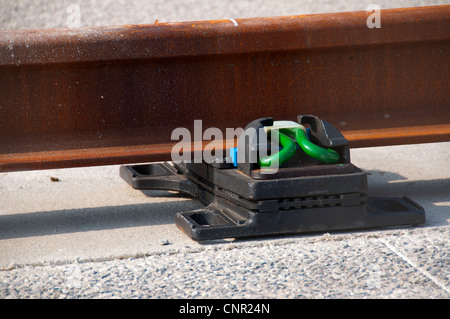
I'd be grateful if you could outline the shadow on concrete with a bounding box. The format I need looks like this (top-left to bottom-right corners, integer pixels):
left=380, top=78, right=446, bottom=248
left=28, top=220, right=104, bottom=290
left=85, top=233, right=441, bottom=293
left=0, top=198, right=202, bottom=240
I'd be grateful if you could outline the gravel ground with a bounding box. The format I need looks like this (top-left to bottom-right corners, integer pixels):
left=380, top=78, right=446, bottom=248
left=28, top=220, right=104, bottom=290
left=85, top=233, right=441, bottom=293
left=1, top=226, right=449, bottom=299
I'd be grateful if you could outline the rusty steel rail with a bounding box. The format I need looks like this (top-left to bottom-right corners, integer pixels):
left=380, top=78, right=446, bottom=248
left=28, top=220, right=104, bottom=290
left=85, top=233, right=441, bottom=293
left=1, top=6, right=449, bottom=172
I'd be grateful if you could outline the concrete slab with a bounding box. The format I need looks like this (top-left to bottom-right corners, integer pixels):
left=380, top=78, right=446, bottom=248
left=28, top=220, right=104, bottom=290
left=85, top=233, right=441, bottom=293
left=0, top=164, right=204, bottom=267
left=1, top=142, right=448, bottom=268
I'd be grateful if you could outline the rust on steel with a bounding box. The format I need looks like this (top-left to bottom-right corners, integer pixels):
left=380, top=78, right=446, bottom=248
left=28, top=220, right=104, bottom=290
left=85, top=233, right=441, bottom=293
left=0, top=6, right=449, bottom=172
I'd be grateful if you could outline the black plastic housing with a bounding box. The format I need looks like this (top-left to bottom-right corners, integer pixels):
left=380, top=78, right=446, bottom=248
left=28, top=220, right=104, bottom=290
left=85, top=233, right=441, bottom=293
left=120, top=115, right=425, bottom=241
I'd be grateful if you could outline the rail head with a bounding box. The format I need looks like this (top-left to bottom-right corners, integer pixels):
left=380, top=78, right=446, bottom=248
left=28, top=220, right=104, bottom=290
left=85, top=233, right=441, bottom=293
left=1, top=5, right=449, bottom=66
left=0, top=5, right=449, bottom=172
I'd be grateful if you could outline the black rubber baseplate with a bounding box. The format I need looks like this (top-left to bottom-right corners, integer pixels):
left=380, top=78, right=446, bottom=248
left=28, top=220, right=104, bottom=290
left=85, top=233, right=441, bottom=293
left=120, top=115, right=425, bottom=241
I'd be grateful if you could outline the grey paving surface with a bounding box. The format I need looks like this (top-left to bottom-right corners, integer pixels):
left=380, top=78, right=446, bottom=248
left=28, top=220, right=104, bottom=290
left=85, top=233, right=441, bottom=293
left=1, top=0, right=449, bottom=30
left=0, top=0, right=449, bottom=300
left=1, top=227, right=449, bottom=299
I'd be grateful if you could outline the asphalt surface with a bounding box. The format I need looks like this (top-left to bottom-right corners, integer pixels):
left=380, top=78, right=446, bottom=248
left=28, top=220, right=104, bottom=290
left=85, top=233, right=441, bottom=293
left=0, top=0, right=449, bottom=300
